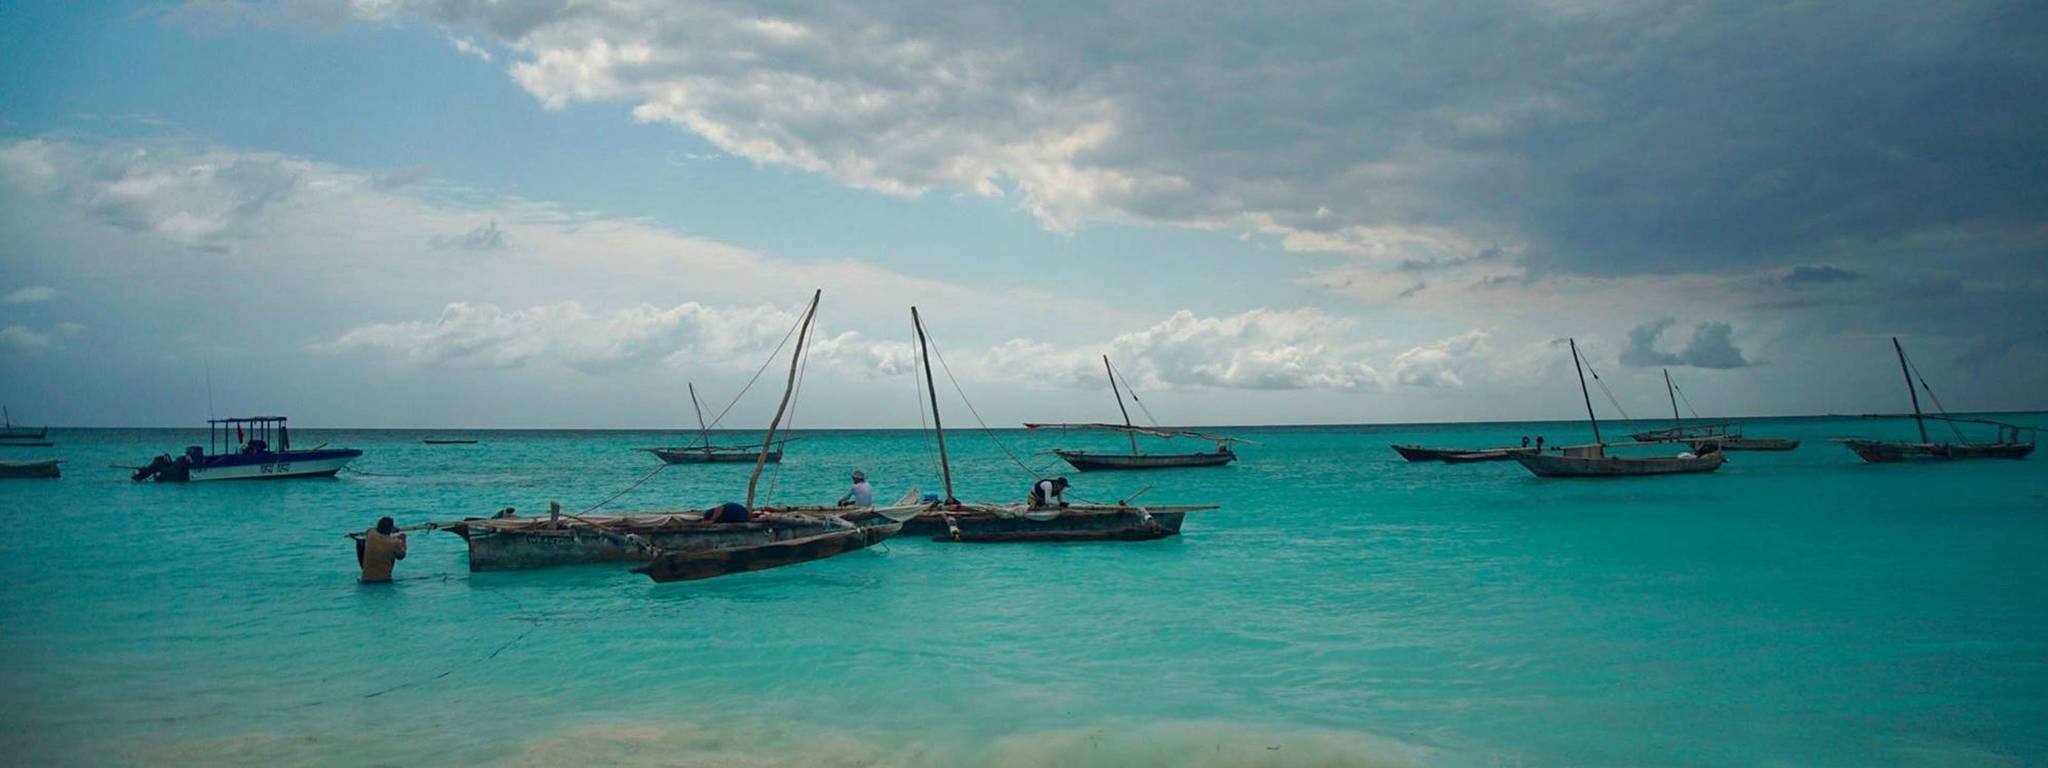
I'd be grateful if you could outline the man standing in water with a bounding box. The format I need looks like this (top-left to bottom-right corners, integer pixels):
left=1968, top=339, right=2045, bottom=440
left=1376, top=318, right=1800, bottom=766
left=838, top=470, right=874, bottom=507
left=356, top=517, right=408, bottom=583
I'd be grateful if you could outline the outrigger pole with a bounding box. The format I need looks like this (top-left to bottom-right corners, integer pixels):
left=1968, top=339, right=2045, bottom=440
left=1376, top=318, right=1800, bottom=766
left=745, top=290, right=820, bottom=509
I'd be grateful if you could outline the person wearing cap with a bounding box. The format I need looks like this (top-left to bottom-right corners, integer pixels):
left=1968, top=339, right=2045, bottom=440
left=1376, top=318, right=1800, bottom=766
left=1028, top=477, right=1070, bottom=508
left=837, top=470, right=874, bottom=507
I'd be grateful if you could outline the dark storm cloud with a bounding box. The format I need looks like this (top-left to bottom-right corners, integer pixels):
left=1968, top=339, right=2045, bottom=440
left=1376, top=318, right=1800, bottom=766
left=1623, top=318, right=1753, bottom=369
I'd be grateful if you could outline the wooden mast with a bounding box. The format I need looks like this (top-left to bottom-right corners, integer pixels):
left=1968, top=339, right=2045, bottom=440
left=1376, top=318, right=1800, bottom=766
left=1104, top=356, right=1140, bottom=456
left=1892, top=336, right=1929, bottom=444
left=1570, top=338, right=1603, bottom=445
left=912, top=307, right=955, bottom=503
left=688, top=382, right=711, bottom=450
left=1663, top=368, right=1682, bottom=432
left=745, top=290, right=820, bottom=509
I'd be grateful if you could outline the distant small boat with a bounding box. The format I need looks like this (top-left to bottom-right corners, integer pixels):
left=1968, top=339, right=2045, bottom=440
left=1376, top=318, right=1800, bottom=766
left=1511, top=339, right=1726, bottom=479
left=1630, top=370, right=1799, bottom=451
left=0, top=459, right=61, bottom=479
left=422, top=439, right=479, bottom=445
left=1028, top=356, right=1247, bottom=471
left=0, top=441, right=54, bottom=448
left=133, top=416, right=362, bottom=481
left=0, top=406, right=46, bottom=441
left=1831, top=338, right=2035, bottom=463
left=633, top=522, right=902, bottom=582
left=1392, top=444, right=1536, bottom=462
left=640, top=382, right=787, bottom=464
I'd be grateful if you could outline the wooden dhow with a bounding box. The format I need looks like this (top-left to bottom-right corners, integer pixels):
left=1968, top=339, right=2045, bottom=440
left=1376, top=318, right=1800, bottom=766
left=890, top=308, right=1215, bottom=542
left=1511, top=339, right=1727, bottom=478
left=1392, top=444, right=1538, bottom=463
left=1832, top=338, right=2035, bottom=463
left=0, top=459, right=61, bottom=479
left=640, top=382, right=787, bottom=464
left=0, top=406, right=46, bottom=441
left=1629, top=369, right=1800, bottom=451
left=1028, top=356, right=1247, bottom=471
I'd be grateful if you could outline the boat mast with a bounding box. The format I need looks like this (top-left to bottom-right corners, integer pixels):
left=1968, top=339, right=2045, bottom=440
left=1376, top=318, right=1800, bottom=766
left=912, top=307, right=955, bottom=503
left=745, top=290, right=820, bottom=509
left=1663, top=368, right=1682, bottom=432
left=688, top=382, right=710, bottom=449
left=1104, top=356, right=1140, bottom=456
left=1570, top=338, right=1603, bottom=445
left=1892, top=336, right=1929, bottom=444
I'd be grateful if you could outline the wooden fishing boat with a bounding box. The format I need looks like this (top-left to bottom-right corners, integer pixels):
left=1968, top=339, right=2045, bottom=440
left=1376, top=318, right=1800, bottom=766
left=641, top=382, right=787, bottom=464
left=1513, top=443, right=1725, bottom=477
left=133, top=416, right=361, bottom=481
left=913, top=308, right=1215, bottom=541
left=1027, top=357, right=1247, bottom=471
left=1512, top=340, right=1726, bottom=479
left=1832, top=338, right=2036, bottom=463
left=642, top=445, right=783, bottom=464
left=0, top=459, right=61, bottom=479
left=0, top=407, right=46, bottom=441
left=1439, top=448, right=1539, bottom=464
left=1632, top=370, right=1798, bottom=451
left=0, top=440, right=54, bottom=448
left=422, top=438, right=478, bottom=445
left=435, top=507, right=875, bottom=571
left=634, top=522, right=903, bottom=582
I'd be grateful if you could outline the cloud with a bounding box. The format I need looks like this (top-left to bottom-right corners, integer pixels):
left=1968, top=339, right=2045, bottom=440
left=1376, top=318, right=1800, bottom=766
left=982, top=308, right=1383, bottom=391
left=1622, top=318, right=1752, bottom=369
left=0, top=325, right=53, bottom=352
left=3, top=286, right=56, bottom=304
left=1780, top=265, right=1862, bottom=288
left=433, top=219, right=506, bottom=251
left=0, top=138, right=300, bottom=252
left=447, top=35, right=493, bottom=62
left=1391, top=330, right=1489, bottom=388
left=322, top=300, right=806, bottom=373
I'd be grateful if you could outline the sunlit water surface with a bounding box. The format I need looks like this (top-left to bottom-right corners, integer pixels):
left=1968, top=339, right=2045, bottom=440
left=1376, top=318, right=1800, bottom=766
left=2, top=418, right=2044, bottom=766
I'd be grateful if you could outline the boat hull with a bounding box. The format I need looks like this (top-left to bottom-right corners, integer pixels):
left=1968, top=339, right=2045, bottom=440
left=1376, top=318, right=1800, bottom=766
left=925, top=507, right=1187, bottom=542
left=646, top=448, right=783, bottom=464
left=1513, top=451, right=1726, bottom=478
left=0, top=460, right=60, bottom=479
left=1054, top=450, right=1234, bottom=471
left=633, top=523, right=901, bottom=583
left=449, top=512, right=850, bottom=571
left=1440, top=448, right=1538, bottom=464
left=1838, top=440, right=2034, bottom=463
left=185, top=449, right=363, bottom=481
left=1693, top=437, right=1800, bottom=451
left=1394, top=444, right=1535, bottom=462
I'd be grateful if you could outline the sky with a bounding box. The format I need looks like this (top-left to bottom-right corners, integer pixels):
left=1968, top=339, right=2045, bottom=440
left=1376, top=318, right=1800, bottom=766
left=1, top=0, right=2044, bottom=429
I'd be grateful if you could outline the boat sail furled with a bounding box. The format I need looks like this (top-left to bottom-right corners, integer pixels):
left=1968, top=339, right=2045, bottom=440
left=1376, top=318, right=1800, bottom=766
left=1028, top=356, right=1246, bottom=471
left=1831, top=337, right=2035, bottom=463
left=1511, top=339, right=1726, bottom=478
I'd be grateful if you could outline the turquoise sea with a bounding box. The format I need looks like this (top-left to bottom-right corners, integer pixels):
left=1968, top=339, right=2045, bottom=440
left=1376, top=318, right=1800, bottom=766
left=2, top=417, right=2045, bottom=767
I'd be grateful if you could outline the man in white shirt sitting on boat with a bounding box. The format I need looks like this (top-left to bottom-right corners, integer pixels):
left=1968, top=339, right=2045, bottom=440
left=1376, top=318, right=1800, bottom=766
left=838, top=470, right=874, bottom=507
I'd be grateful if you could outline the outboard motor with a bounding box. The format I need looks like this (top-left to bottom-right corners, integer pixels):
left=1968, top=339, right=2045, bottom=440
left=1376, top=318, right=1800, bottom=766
left=159, top=454, right=194, bottom=482
left=132, top=453, right=172, bottom=482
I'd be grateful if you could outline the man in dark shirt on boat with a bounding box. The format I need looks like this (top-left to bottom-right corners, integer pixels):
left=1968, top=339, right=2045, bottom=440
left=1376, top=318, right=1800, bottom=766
left=1029, top=477, right=1070, bottom=508
left=356, top=517, right=408, bottom=583
left=703, top=502, right=752, bottom=523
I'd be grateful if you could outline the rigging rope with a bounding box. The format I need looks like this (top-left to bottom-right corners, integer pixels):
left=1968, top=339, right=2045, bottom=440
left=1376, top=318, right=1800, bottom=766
left=1904, top=354, right=1968, bottom=441
left=1110, top=360, right=1161, bottom=427
left=1580, top=358, right=1635, bottom=422
left=697, top=308, right=805, bottom=435
left=1670, top=382, right=1702, bottom=419
left=923, top=327, right=1055, bottom=480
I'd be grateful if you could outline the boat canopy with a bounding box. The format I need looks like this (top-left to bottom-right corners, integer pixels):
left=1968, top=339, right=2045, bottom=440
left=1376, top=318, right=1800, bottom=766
left=1022, top=422, right=1255, bottom=444
left=207, top=416, right=292, bottom=453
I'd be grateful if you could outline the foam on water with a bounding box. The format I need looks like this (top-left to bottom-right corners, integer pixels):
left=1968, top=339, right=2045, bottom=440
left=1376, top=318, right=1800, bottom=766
left=2, top=419, right=2044, bottom=766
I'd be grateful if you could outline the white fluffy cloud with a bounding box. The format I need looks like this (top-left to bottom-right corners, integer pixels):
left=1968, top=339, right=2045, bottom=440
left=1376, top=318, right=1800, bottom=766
left=3, top=286, right=57, bottom=304
left=983, top=309, right=1383, bottom=391
left=1392, top=330, right=1489, bottom=388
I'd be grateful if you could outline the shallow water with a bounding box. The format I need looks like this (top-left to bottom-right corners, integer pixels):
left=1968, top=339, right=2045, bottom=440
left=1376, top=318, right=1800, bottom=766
left=2, top=417, right=2044, bottom=767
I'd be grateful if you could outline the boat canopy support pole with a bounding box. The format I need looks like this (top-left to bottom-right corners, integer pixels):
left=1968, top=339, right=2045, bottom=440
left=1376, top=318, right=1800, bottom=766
left=913, top=307, right=956, bottom=504
left=1892, top=336, right=1929, bottom=444
left=1570, top=338, right=1603, bottom=445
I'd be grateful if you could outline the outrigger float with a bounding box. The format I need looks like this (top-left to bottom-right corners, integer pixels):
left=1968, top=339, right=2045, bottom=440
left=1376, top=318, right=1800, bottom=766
left=1832, top=337, right=2035, bottom=463
left=134, top=417, right=361, bottom=481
